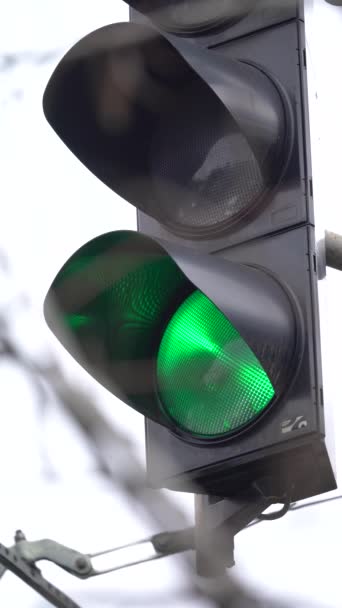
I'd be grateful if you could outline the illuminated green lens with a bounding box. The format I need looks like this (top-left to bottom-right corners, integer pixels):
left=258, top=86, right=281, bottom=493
left=157, top=290, right=275, bottom=437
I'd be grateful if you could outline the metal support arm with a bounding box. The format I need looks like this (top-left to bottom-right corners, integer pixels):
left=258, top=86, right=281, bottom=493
left=325, top=231, right=342, bottom=271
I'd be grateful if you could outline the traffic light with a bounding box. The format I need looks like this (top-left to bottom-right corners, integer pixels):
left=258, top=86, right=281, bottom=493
left=43, top=0, right=336, bottom=505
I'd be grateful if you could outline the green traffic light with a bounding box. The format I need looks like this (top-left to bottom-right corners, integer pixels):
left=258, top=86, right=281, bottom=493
left=157, top=290, right=275, bottom=438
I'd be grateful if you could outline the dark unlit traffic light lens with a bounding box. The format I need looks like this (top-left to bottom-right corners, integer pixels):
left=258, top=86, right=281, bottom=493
left=151, top=94, right=265, bottom=235
left=157, top=290, right=275, bottom=438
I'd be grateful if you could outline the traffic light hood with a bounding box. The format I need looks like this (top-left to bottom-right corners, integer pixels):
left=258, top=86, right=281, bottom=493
left=43, top=21, right=292, bottom=239
left=45, top=231, right=301, bottom=440
left=123, top=1, right=257, bottom=34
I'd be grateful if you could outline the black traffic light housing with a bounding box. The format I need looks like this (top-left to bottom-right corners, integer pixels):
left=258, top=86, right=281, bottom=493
left=43, top=0, right=336, bottom=506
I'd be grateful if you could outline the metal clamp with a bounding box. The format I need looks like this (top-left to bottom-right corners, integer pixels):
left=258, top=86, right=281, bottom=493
left=0, top=528, right=195, bottom=608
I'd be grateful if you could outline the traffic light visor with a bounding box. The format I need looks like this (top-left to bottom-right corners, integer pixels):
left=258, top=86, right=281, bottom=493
left=126, top=0, right=256, bottom=34
left=43, top=22, right=292, bottom=239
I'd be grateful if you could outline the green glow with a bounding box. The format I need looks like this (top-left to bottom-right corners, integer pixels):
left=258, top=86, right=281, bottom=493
left=69, top=314, right=92, bottom=329
left=47, top=231, right=191, bottom=423
left=157, top=290, right=275, bottom=437
left=56, top=234, right=186, bottom=363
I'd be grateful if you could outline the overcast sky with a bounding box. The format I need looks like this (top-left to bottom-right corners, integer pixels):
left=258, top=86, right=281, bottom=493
left=0, top=1, right=342, bottom=607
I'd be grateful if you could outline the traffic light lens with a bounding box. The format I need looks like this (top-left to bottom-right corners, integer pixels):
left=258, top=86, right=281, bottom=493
left=152, top=100, right=264, bottom=235
left=157, top=290, right=275, bottom=438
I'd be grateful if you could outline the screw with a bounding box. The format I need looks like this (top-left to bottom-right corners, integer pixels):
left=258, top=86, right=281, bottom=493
left=75, top=557, right=88, bottom=571
left=14, top=530, right=26, bottom=543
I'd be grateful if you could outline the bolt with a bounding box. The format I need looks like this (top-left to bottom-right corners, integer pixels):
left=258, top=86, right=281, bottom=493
left=14, top=530, right=26, bottom=543
left=75, top=557, right=88, bottom=571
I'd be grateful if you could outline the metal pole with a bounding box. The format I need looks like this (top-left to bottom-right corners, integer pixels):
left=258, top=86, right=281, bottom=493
left=325, top=231, right=342, bottom=271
